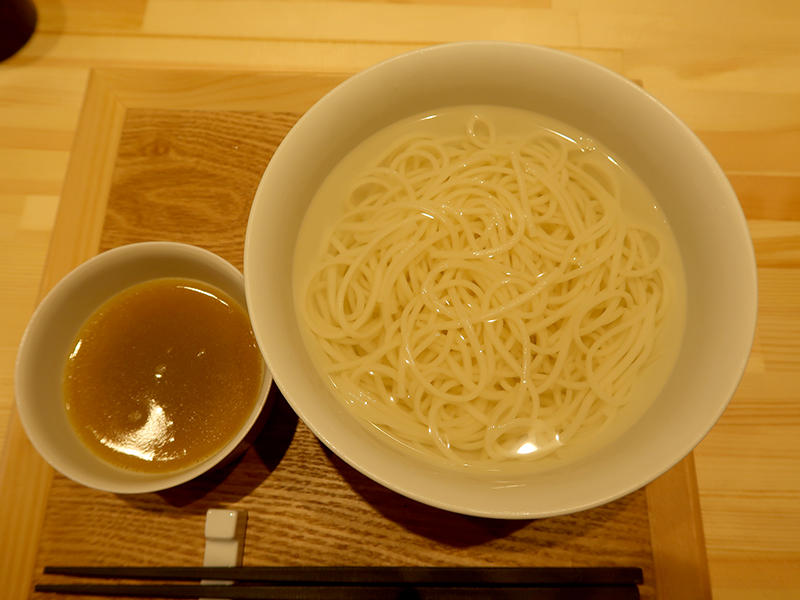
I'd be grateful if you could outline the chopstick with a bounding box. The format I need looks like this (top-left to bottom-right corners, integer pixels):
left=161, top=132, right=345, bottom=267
left=35, top=583, right=640, bottom=599
left=42, top=566, right=643, bottom=585
left=37, top=566, right=643, bottom=599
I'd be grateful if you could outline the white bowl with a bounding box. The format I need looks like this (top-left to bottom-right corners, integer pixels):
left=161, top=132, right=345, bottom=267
left=16, top=242, right=272, bottom=493
left=244, top=41, right=757, bottom=518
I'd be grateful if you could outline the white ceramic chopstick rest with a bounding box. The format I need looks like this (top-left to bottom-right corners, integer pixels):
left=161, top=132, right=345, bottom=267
left=204, top=508, right=247, bottom=567
left=201, top=508, right=247, bottom=598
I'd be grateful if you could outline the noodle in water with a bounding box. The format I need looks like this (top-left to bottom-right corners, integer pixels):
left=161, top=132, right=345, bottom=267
left=296, top=107, right=681, bottom=470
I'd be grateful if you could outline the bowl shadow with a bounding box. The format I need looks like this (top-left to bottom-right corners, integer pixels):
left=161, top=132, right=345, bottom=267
left=121, top=383, right=297, bottom=510
left=325, top=443, right=644, bottom=550
left=324, top=447, right=531, bottom=547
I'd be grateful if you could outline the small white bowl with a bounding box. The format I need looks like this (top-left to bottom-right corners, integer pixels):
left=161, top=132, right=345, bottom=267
left=15, top=242, right=272, bottom=493
left=245, top=41, right=758, bottom=518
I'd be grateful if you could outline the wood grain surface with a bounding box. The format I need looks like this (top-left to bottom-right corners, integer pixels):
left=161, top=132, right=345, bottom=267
left=35, top=105, right=666, bottom=598
left=4, top=75, right=715, bottom=600
left=1, top=2, right=798, bottom=599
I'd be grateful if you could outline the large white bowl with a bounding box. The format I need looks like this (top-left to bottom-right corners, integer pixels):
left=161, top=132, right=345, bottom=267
left=16, top=242, right=273, bottom=493
left=244, top=41, right=757, bottom=518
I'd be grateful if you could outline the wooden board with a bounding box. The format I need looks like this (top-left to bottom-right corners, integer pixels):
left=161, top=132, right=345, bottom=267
left=0, top=69, right=712, bottom=600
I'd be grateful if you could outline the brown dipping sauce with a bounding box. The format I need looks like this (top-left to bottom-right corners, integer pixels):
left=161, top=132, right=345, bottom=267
left=63, top=278, right=264, bottom=474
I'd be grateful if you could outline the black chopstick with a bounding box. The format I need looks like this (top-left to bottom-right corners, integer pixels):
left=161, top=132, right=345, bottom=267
left=37, top=566, right=643, bottom=599
left=35, top=583, right=640, bottom=599
left=42, top=565, right=643, bottom=586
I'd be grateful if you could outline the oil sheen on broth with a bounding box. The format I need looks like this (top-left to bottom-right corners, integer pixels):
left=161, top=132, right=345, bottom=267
left=294, top=105, right=687, bottom=474
left=63, top=278, right=264, bottom=474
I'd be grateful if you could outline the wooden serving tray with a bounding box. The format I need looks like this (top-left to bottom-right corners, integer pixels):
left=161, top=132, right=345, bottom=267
left=0, top=69, right=711, bottom=600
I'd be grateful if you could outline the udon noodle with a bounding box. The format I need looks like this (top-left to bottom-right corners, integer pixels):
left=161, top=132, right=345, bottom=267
left=296, top=106, right=682, bottom=469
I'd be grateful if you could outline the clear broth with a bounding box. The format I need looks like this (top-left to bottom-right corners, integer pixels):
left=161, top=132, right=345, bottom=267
left=294, top=105, right=687, bottom=474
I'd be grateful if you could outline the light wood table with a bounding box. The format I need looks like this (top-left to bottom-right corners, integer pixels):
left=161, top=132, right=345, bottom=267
left=1, top=2, right=798, bottom=599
